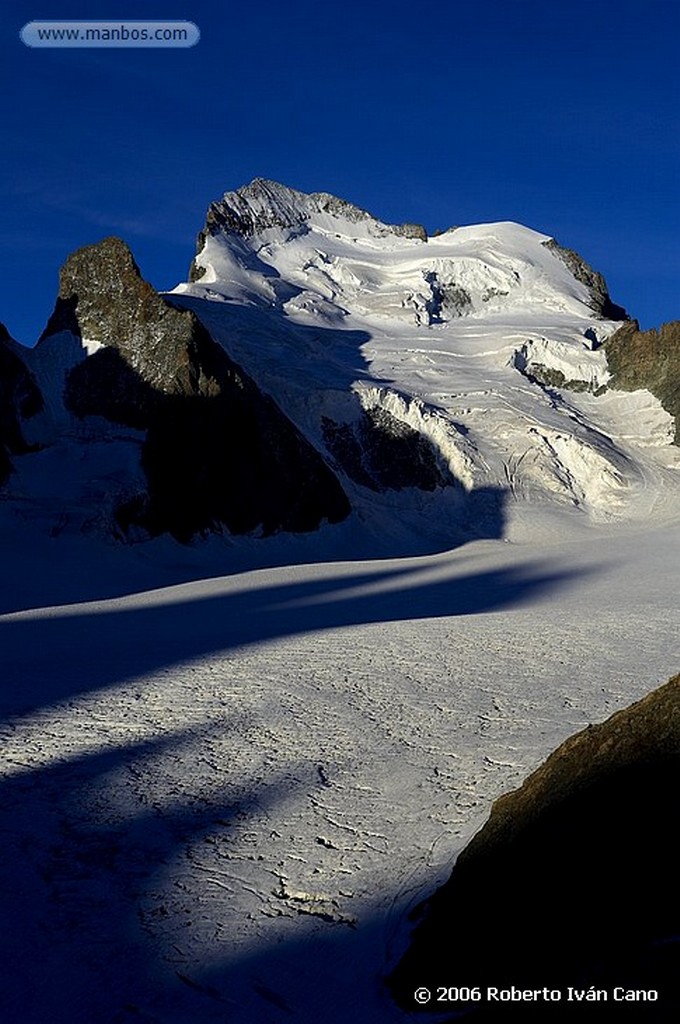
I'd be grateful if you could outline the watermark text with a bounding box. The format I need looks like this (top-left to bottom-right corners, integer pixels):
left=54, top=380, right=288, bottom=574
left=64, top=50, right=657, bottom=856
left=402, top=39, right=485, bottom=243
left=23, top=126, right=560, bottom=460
left=21, top=21, right=200, bottom=49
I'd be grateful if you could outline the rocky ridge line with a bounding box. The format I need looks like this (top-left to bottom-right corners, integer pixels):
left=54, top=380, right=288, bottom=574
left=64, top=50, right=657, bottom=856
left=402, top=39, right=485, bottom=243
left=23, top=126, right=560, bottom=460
left=542, top=238, right=629, bottom=321
left=189, top=178, right=427, bottom=281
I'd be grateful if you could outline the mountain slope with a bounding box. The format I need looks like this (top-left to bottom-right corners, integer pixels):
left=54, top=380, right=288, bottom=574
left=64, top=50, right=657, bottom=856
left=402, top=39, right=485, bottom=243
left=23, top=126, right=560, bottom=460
left=1, top=181, right=679, bottom=1024
left=606, top=319, right=680, bottom=443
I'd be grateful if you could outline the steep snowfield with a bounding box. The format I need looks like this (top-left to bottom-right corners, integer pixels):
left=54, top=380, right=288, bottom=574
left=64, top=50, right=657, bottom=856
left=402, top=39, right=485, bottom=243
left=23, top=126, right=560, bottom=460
left=2, top=182, right=679, bottom=1021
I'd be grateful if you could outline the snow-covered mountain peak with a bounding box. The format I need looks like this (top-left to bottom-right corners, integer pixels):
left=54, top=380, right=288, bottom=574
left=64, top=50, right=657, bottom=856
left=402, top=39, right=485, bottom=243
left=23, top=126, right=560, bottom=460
left=165, top=180, right=678, bottom=535
left=183, top=180, right=627, bottom=329
left=197, top=177, right=427, bottom=247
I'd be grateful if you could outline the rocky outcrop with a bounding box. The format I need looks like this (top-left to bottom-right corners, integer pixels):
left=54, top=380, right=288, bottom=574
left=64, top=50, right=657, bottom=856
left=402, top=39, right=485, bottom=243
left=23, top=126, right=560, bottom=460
left=38, top=237, right=350, bottom=541
left=322, top=406, right=455, bottom=492
left=423, top=272, right=472, bottom=322
left=512, top=347, right=607, bottom=396
left=390, top=673, right=680, bottom=1019
left=0, top=324, right=43, bottom=483
left=606, top=320, right=680, bottom=443
left=543, top=238, right=629, bottom=320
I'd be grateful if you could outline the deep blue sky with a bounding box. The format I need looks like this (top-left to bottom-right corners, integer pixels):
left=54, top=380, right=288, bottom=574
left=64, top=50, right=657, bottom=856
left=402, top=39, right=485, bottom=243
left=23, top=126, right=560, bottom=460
left=1, top=0, right=678, bottom=344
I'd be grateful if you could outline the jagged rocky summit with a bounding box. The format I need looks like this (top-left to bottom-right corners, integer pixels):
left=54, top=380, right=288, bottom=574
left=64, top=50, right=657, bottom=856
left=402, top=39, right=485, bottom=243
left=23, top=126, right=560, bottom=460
left=390, top=671, right=680, bottom=1021
left=190, top=179, right=623, bottom=318
left=189, top=177, right=427, bottom=283
left=0, top=178, right=678, bottom=549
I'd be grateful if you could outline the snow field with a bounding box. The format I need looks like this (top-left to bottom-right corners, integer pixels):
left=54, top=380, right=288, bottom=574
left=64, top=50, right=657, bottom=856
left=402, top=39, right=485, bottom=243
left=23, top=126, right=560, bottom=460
left=2, top=528, right=680, bottom=1021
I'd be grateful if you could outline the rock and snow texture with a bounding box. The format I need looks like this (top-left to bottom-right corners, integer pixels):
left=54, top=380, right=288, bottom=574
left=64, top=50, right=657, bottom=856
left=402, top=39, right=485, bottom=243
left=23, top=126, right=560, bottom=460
left=171, top=178, right=676, bottom=542
left=605, top=319, right=680, bottom=444
left=185, top=179, right=621, bottom=327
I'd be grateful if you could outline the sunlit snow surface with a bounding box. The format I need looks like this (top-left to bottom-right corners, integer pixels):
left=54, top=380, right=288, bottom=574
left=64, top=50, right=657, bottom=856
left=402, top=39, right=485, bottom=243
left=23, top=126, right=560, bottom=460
left=1, top=194, right=679, bottom=1021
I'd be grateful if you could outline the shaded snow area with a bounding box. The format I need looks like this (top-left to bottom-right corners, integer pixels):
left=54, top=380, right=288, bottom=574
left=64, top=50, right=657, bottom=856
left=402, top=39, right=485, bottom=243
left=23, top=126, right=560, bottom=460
left=1, top=524, right=680, bottom=1023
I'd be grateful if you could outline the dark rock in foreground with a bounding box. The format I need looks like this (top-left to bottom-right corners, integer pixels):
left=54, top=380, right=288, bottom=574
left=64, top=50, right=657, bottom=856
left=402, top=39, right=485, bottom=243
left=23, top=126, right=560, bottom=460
left=390, top=673, right=680, bottom=1021
left=38, top=237, right=350, bottom=541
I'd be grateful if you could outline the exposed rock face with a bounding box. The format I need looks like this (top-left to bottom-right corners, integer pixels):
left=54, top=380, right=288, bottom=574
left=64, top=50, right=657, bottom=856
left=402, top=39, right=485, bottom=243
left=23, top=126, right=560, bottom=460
left=39, top=237, right=350, bottom=541
left=606, top=320, right=680, bottom=443
left=423, top=272, right=472, bottom=322
left=0, top=324, right=43, bottom=483
left=322, top=407, right=455, bottom=492
left=189, top=178, right=427, bottom=279
left=390, top=673, right=680, bottom=1020
left=512, top=345, right=607, bottom=395
left=543, top=238, right=629, bottom=320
